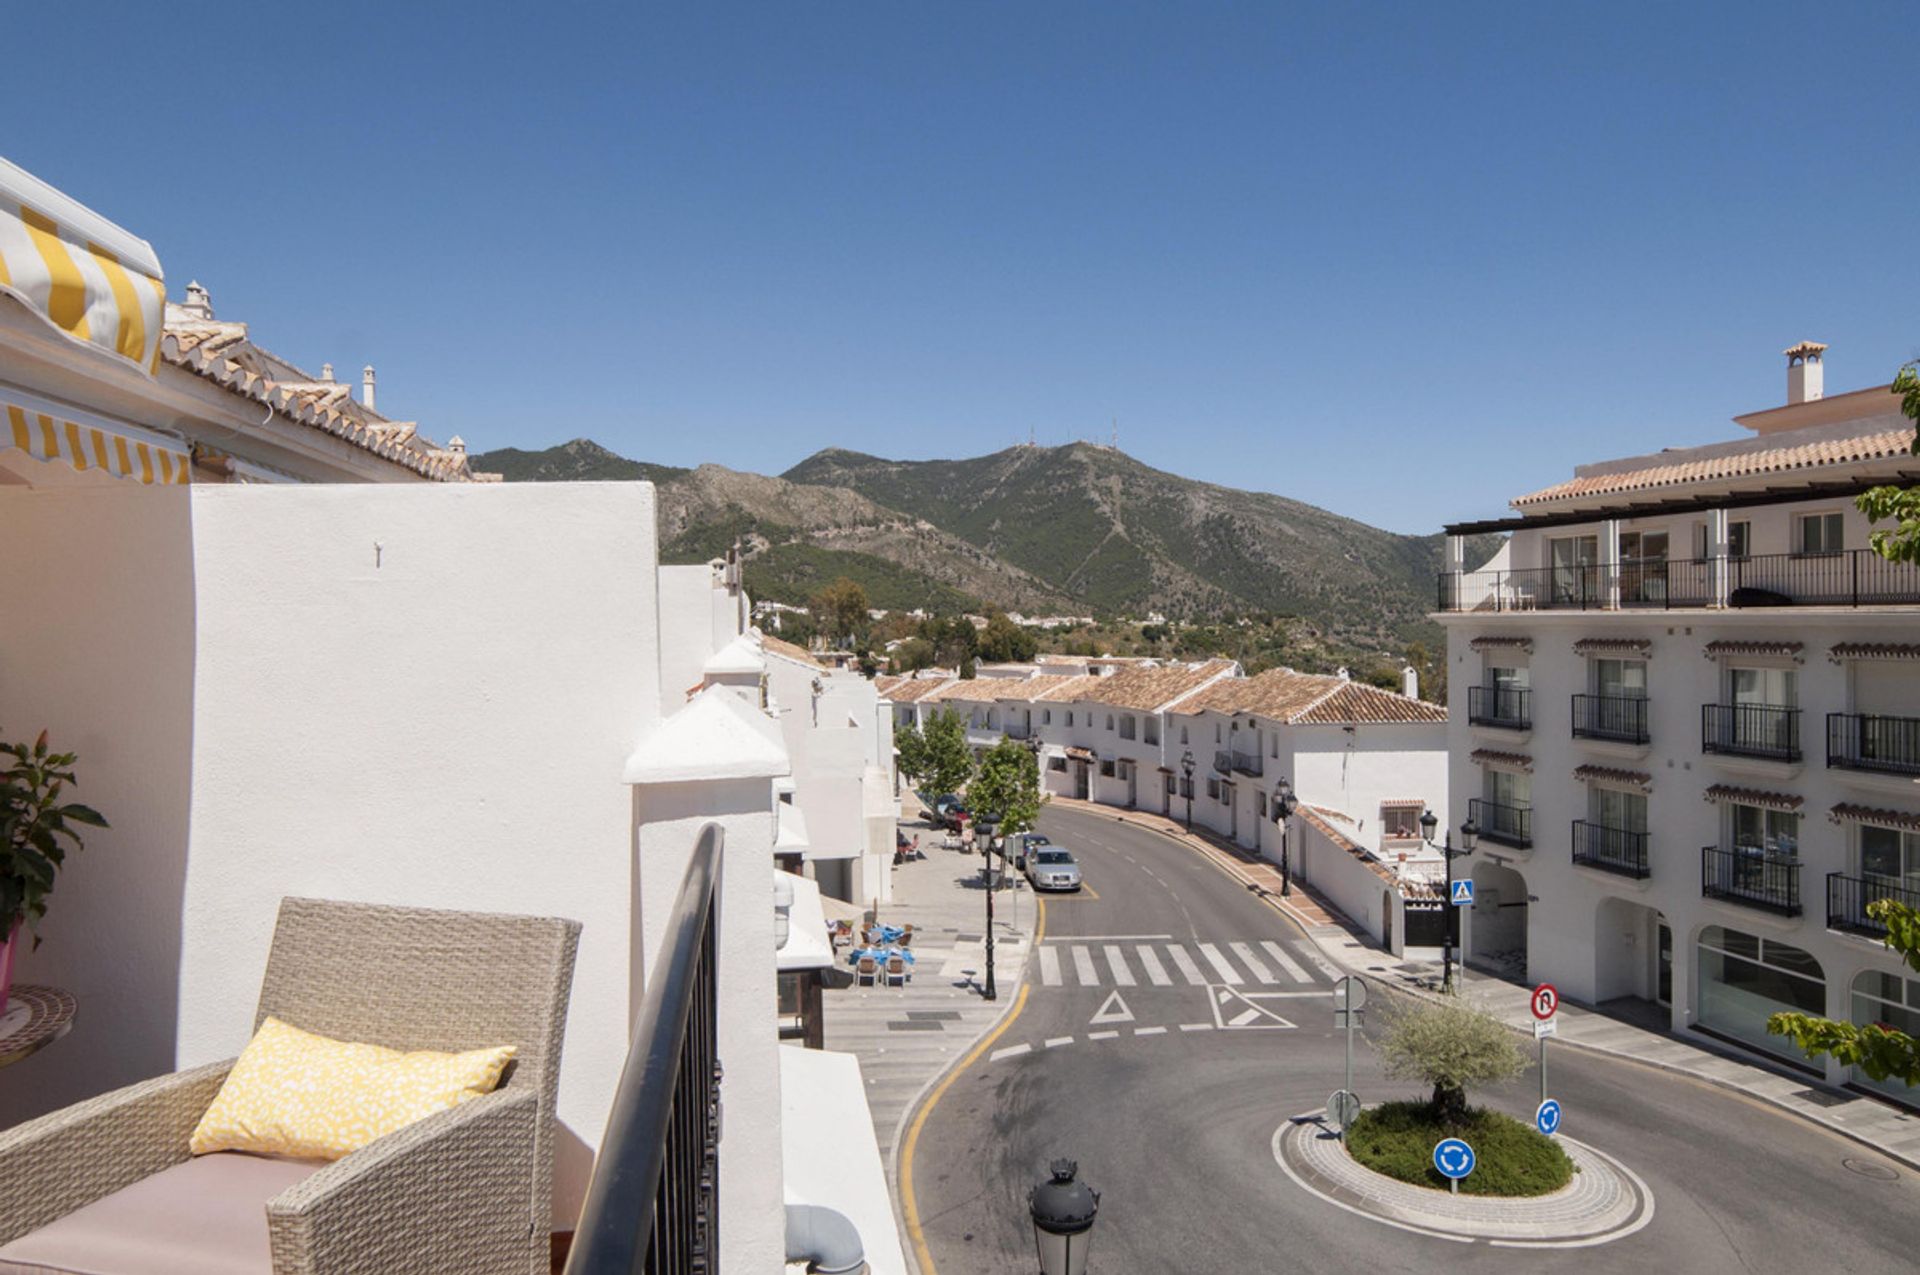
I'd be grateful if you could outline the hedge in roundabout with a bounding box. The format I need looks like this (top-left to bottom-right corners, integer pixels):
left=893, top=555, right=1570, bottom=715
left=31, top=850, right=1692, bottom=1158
left=1347, top=1101, right=1573, bottom=1196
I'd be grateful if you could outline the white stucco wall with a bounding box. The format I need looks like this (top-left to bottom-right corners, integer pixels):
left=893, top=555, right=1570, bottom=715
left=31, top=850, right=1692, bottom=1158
left=658, top=563, right=738, bottom=708
left=175, top=481, right=662, bottom=1220
left=0, top=484, right=198, bottom=1129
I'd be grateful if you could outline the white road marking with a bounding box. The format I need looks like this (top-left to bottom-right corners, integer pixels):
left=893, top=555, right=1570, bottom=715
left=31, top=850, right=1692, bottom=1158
left=990, top=1043, right=1032, bottom=1062
left=1071, top=946, right=1098, bottom=986
left=1134, top=1026, right=1167, bottom=1036
left=1165, top=945, right=1207, bottom=985
left=1038, top=945, right=1062, bottom=986
left=1102, top=945, right=1137, bottom=986
left=1045, top=1036, right=1074, bottom=1049
left=1088, top=1030, right=1119, bottom=1041
left=1229, top=941, right=1275, bottom=984
left=1090, top=990, right=1134, bottom=1025
left=1040, top=934, right=1171, bottom=942
left=1197, top=942, right=1244, bottom=985
left=1135, top=945, right=1173, bottom=985
left=1178, top=1022, right=1215, bottom=1032
left=1260, top=940, right=1312, bottom=983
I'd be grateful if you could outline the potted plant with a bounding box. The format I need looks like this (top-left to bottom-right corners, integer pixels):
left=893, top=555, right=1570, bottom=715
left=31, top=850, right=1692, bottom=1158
left=1, top=730, right=106, bottom=1013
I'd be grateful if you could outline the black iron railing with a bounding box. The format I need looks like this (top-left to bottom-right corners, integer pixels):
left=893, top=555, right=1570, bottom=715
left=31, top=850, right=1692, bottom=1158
left=1827, top=712, right=1920, bottom=777
left=1572, top=693, right=1650, bottom=744
left=1213, top=750, right=1233, bottom=775
left=1702, top=844, right=1802, bottom=916
left=568, top=826, right=722, bottom=1275
left=1468, top=685, right=1532, bottom=730
left=1572, top=820, right=1650, bottom=878
left=1702, top=703, right=1801, bottom=762
left=1828, top=873, right=1920, bottom=936
left=1230, top=749, right=1264, bottom=777
left=1469, top=798, right=1532, bottom=849
left=1436, top=549, right=1920, bottom=612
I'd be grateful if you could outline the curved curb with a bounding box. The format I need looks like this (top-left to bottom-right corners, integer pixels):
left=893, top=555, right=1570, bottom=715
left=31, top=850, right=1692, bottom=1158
left=1272, top=1115, right=1655, bottom=1248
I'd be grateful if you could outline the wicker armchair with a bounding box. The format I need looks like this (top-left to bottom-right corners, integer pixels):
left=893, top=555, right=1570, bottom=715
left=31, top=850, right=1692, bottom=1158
left=0, top=897, right=581, bottom=1275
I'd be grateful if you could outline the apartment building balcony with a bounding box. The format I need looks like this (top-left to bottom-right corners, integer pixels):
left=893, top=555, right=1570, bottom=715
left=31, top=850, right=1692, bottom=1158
left=1468, top=797, right=1531, bottom=849
left=1572, top=820, right=1650, bottom=878
left=1005, top=721, right=1032, bottom=740
left=1467, top=686, right=1532, bottom=731
left=1230, top=749, right=1264, bottom=777
left=1436, top=549, right=1920, bottom=613
left=1701, top=844, right=1802, bottom=916
left=1213, top=749, right=1233, bottom=776
left=1702, top=704, right=1801, bottom=763
left=1827, top=712, right=1920, bottom=777
left=1827, top=873, right=1920, bottom=937
left=1572, top=693, right=1650, bottom=745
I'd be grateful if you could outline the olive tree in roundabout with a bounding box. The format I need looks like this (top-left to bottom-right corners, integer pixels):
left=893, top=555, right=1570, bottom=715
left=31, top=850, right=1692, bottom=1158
left=1347, top=997, right=1573, bottom=1196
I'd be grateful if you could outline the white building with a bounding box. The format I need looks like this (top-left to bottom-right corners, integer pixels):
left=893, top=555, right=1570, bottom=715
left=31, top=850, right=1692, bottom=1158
left=1437, top=343, right=1920, bottom=1100
left=0, top=156, right=902, bottom=1272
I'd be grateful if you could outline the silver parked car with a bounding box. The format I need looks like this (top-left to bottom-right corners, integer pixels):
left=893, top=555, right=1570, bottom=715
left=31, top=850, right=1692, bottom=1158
left=1025, top=846, right=1083, bottom=892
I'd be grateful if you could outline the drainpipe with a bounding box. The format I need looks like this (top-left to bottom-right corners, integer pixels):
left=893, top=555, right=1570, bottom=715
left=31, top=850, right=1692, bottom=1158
left=785, top=1203, right=867, bottom=1274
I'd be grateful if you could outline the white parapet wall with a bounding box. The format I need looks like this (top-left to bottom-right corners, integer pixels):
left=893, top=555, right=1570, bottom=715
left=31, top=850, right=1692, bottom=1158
left=175, top=481, right=662, bottom=1222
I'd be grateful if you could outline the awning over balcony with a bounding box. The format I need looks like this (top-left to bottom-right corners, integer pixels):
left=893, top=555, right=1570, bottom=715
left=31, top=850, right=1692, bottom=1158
left=0, top=157, right=167, bottom=373
left=1702, top=784, right=1802, bottom=812
left=1828, top=643, right=1920, bottom=663
left=1829, top=803, right=1920, bottom=833
left=3, top=393, right=190, bottom=485
left=1702, top=639, right=1803, bottom=662
left=1573, top=638, right=1654, bottom=657
left=1468, top=635, right=1533, bottom=654
left=1573, top=764, right=1653, bottom=793
left=1065, top=746, right=1096, bottom=762
left=1469, top=748, right=1532, bottom=772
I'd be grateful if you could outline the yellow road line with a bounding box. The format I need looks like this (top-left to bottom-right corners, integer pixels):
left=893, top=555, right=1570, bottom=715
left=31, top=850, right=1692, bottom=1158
left=900, top=896, right=1044, bottom=1275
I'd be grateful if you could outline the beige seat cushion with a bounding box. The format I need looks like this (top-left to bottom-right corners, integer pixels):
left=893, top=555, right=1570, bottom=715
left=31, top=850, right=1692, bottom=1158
left=0, top=1151, right=323, bottom=1275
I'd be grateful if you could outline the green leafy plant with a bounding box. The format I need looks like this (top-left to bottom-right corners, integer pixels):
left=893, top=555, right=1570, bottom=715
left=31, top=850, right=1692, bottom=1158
left=1378, top=997, right=1529, bottom=1124
left=1855, top=362, right=1920, bottom=564
left=1, top=730, right=108, bottom=945
left=968, top=737, right=1047, bottom=839
left=918, top=709, right=977, bottom=805
left=1769, top=898, right=1920, bottom=1087
left=894, top=721, right=929, bottom=791
left=1347, top=1101, right=1572, bottom=1196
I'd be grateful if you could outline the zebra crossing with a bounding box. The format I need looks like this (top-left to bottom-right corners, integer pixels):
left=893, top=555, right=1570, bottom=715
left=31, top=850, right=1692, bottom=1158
left=1035, top=938, right=1323, bottom=990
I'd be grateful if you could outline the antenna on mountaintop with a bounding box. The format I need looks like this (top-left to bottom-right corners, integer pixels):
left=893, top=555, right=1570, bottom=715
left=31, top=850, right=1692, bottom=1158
left=1110, top=418, right=1118, bottom=451
left=1029, top=424, right=1036, bottom=448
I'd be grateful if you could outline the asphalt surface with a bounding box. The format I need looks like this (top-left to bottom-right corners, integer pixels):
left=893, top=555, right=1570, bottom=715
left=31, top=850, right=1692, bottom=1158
left=909, top=804, right=1920, bottom=1273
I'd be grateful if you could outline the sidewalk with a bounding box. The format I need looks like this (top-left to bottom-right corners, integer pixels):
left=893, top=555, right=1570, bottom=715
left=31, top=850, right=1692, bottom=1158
left=1049, top=795, right=1920, bottom=1171
left=820, top=807, right=1032, bottom=1163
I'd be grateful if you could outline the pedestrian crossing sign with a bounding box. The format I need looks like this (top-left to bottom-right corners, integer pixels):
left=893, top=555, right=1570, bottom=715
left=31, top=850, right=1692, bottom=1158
left=1450, top=879, right=1475, bottom=906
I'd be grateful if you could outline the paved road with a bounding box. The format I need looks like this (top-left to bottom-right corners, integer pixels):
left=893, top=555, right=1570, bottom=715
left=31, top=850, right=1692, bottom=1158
left=909, top=805, right=1920, bottom=1273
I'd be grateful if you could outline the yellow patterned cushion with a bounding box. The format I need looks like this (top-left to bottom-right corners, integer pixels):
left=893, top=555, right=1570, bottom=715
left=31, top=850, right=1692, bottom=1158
left=188, top=1016, right=516, bottom=1160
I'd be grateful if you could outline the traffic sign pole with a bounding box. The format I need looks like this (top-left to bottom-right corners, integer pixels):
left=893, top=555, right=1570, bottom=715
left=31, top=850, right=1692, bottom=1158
left=1529, top=983, right=1559, bottom=1107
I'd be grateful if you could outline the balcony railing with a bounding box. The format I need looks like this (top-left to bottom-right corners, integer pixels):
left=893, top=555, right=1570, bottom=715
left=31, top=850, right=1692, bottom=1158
left=1828, top=873, right=1920, bottom=937
left=1701, top=844, right=1802, bottom=916
left=568, top=825, right=721, bottom=1274
left=1230, top=749, right=1264, bottom=777
left=1436, top=549, right=1920, bottom=612
left=1469, top=797, right=1532, bottom=849
left=1702, top=703, right=1801, bottom=762
left=1468, top=685, right=1532, bottom=730
left=1572, top=693, right=1650, bottom=744
left=1572, top=820, right=1650, bottom=878
left=1827, top=712, right=1920, bottom=777
left=1213, top=750, right=1233, bottom=775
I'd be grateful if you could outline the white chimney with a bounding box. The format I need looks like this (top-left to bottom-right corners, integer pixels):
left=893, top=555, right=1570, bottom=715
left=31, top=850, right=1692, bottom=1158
left=320, top=363, right=334, bottom=382
left=1336, top=666, right=1350, bottom=681
left=1402, top=664, right=1419, bottom=700
left=361, top=365, right=376, bottom=412
left=179, top=280, right=213, bottom=320
left=1785, top=341, right=1826, bottom=405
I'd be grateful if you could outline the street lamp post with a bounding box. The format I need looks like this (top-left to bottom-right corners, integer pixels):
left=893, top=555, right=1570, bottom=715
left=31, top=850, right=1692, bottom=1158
left=1419, top=808, right=1480, bottom=994
left=1180, top=750, right=1195, bottom=829
left=1272, top=776, right=1298, bottom=897
left=1029, top=1159, right=1100, bottom=1275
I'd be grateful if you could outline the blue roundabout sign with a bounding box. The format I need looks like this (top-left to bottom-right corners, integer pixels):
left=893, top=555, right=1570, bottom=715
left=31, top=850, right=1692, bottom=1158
left=1432, top=1137, right=1476, bottom=1181
left=1536, top=1098, right=1563, bottom=1137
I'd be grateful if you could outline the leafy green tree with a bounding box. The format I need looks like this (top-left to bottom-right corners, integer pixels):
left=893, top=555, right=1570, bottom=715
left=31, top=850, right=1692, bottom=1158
left=977, top=612, right=1039, bottom=663
left=968, top=737, right=1047, bottom=839
left=808, top=577, right=871, bottom=648
left=1769, top=898, right=1920, bottom=1087
left=919, top=708, right=976, bottom=801
left=925, top=615, right=978, bottom=670
left=894, top=721, right=929, bottom=792
left=1379, top=998, right=1528, bottom=1125
left=889, top=638, right=936, bottom=673
left=1856, top=363, right=1920, bottom=564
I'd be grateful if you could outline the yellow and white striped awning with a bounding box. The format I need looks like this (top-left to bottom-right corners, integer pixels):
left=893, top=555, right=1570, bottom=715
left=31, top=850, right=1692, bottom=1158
left=3, top=394, right=191, bottom=485
left=0, top=156, right=166, bottom=374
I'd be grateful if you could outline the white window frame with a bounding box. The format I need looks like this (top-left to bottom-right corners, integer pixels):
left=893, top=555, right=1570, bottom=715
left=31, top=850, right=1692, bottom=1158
left=1794, top=510, right=1844, bottom=557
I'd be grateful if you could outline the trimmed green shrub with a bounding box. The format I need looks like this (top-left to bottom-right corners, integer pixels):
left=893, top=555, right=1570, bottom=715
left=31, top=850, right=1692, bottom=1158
left=1346, top=1101, right=1573, bottom=1197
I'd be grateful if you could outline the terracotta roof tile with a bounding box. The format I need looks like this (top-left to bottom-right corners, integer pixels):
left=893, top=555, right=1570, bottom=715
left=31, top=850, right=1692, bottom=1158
left=1513, top=422, right=1915, bottom=508
left=1470, top=748, right=1532, bottom=771
left=1828, top=643, right=1920, bottom=663
left=1573, top=764, right=1653, bottom=791
left=1293, top=682, right=1448, bottom=725
left=1468, top=636, right=1534, bottom=653
left=1572, top=638, right=1654, bottom=656
left=1830, top=803, right=1920, bottom=833
left=1702, top=784, right=1802, bottom=812
left=880, top=677, right=953, bottom=704
left=761, top=635, right=827, bottom=668
left=1702, top=639, right=1804, bottom=660
left=1081, top=659, right=1238, bottom=711
left=1180, top=669, right=1445, bottom=724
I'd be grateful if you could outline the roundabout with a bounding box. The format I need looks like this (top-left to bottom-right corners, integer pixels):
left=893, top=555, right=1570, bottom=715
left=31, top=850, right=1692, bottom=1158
left=1273, top=1114, right=1655, bottom=1248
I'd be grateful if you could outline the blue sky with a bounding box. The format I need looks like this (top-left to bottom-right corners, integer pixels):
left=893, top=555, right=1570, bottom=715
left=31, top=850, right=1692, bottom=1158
left=7, top=3, right=1914, bottom=532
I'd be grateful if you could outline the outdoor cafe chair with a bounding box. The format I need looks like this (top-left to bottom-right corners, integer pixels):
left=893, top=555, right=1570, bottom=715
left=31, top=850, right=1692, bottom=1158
left=856, top=955, right=879, bottom=987
left=885, top=955, right=908, bottom=988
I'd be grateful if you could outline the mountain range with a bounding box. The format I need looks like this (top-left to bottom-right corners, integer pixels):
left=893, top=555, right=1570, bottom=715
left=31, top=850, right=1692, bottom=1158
left=472, top=438, right=1499, bottom=654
